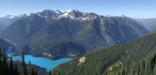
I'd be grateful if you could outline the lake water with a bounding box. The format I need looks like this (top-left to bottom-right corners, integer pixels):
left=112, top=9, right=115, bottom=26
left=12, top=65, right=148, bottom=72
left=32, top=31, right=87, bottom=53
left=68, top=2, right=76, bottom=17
left=12, top=55, right=72, bottom=71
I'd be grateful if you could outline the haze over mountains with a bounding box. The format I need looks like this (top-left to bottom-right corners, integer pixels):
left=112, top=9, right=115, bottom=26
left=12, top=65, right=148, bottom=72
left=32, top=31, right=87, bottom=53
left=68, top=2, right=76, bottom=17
left=0, top=9, right=149, bottom=59
left=136, top=18, right=156, bottom=32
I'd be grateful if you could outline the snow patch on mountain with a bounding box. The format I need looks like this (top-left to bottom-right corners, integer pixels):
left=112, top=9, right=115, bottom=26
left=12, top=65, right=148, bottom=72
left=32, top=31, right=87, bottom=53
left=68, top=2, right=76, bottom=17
left=4, top=39, right=17, bottom=46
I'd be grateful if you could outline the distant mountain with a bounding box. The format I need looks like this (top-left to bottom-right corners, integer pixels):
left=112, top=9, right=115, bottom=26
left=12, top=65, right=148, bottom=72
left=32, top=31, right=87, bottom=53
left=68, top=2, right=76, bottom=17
left=0, top=39, right=15, bottom=53
left=0, top=15, right=17, bottom=33
left=1, top=9, right=149, bottom=59
left=136, top=18, right=156, bottom=31
left=51, top=31, right=156, bottom=75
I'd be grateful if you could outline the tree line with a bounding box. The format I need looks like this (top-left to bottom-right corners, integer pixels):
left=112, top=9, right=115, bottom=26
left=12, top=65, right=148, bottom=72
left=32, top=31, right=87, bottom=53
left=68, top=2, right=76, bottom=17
left=0, top=48, right=38, bottom=75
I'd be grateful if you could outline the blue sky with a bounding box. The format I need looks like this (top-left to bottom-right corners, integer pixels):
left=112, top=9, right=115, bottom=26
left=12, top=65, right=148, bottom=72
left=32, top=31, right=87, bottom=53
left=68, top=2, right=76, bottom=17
left=0, top=0, right=156, bottom=18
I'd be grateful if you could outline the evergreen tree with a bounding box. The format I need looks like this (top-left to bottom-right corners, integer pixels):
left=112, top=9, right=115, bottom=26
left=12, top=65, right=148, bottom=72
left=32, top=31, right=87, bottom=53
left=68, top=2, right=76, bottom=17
left=49, top=71, right=51, bottom=75
left=30, top=68, right=38, bottom=75
left=30, top=68, right=35, bottom=75
left=0, top=49, right=2, bottom=75
left=0, top=48, right=38, bottom=75
left=20, top=50, right=28, bottom=75
left=2, top=52, right=8, bottom=75
left=9, top=57, right=14, bottom=75
left=0, top=48, right=2, bottom=57
left=34, top=70, right=37, bottom=75
left=14, top=63, right=19, bottom=75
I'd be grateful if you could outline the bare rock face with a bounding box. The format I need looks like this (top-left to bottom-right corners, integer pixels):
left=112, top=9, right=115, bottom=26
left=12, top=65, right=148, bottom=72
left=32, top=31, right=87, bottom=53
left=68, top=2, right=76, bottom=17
left=78, top=56, right=86, bottom=65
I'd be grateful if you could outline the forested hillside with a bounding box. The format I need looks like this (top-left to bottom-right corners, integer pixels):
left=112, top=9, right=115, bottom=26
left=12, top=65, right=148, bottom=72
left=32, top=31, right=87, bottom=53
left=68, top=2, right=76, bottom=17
left=51, top=32, right=156, bottom=75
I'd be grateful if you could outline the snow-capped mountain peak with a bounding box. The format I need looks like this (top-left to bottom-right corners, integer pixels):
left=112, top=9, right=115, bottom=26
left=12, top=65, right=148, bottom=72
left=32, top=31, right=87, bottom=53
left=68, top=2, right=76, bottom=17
left=5, top=15, right=16, bottom=19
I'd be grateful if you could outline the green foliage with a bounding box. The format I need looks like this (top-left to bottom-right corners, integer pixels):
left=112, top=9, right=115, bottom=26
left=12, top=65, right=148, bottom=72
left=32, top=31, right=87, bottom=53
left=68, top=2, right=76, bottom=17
left=30, top=68, right=37, bottom=75
left=0, top=48, right=38, bottom=75
left=51, top=32, right=156, bottom=75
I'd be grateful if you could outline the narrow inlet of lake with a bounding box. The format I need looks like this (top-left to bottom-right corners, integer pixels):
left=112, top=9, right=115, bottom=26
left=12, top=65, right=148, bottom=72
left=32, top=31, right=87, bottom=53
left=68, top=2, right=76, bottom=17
left=12, top=55, right=72, bottom=71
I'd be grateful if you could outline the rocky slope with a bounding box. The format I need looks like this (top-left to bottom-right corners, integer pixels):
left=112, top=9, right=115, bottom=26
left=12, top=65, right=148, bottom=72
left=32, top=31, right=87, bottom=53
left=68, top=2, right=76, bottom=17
left=0, top=15, right=17, bottom=33
left=0, top=39, right=15, bottom=53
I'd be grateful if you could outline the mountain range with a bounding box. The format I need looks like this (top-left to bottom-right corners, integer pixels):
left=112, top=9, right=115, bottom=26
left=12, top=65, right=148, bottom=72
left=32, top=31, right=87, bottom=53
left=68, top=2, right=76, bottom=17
left=0, top=9, right=149, bottom=59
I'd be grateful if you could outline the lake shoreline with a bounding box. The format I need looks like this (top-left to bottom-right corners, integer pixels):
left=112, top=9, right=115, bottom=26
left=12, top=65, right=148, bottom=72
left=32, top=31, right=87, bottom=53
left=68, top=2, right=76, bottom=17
left=11, top=55, right=73, bottom=71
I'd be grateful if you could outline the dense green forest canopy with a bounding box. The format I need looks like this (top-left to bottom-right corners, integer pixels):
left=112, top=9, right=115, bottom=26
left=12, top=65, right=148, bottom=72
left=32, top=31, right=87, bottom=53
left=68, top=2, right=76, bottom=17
left=51, top=32, right=156, bottom=75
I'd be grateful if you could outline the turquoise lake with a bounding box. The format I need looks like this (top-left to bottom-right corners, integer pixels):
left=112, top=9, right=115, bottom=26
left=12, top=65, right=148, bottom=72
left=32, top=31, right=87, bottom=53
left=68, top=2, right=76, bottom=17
left=12, top=55, right=72, bottom=71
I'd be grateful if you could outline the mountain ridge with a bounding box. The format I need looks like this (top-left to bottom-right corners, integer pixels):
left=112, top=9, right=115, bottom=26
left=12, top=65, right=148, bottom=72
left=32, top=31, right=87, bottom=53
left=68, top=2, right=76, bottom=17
left=0, top=9, right=149, bottom=59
